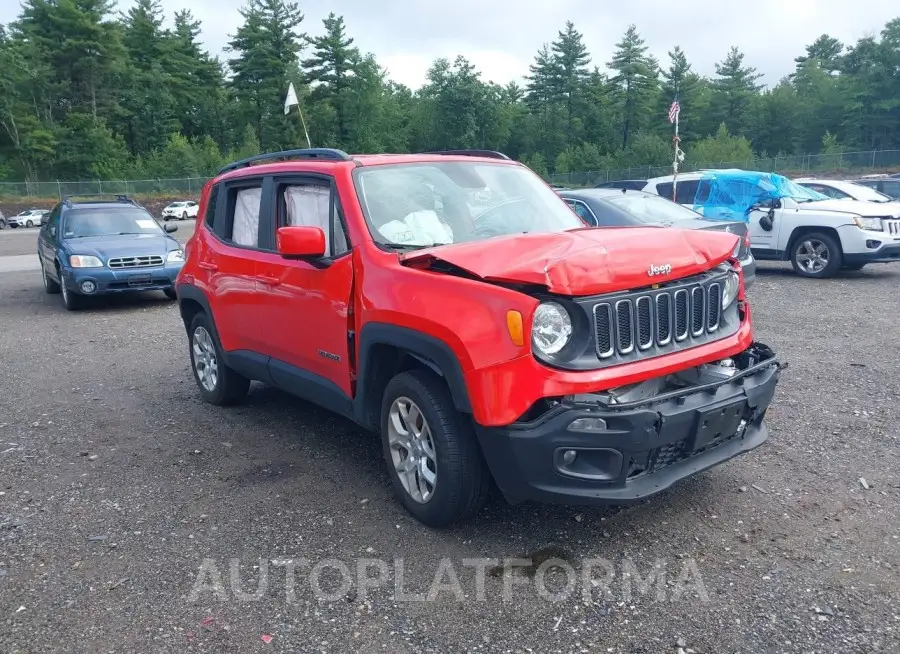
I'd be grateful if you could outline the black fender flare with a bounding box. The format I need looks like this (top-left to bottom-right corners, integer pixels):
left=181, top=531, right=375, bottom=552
left=354, top=323, right=473, bottom=429
left=175, top=283, right=218, bottom=337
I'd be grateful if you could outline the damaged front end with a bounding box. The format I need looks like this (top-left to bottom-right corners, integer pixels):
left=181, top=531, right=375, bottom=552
left=474, top=342, right=781, bottom=505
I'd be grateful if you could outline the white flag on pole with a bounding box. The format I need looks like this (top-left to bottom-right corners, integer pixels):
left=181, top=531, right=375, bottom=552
left=284, top=82, right=299, bottom=115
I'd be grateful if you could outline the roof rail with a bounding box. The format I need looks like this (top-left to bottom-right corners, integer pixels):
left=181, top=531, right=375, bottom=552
left=420, top=149, right=511, bottom=160
left=62, top=193, right=135, bottom=205
left=219, top=148, right=353, bottom=174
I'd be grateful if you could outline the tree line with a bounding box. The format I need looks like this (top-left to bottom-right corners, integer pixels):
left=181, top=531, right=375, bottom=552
left=1, top=0, right=899, bottom=183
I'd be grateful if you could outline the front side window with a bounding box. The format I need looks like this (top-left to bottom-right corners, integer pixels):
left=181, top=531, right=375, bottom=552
left=62, top=208, right=164, bottom=239
left=279, top=183, right=349, bottom=257
left=353, top=162, right=582, bottom=249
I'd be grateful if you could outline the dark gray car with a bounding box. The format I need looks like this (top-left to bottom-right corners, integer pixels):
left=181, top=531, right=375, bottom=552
left=558, top=188, right=757, bottom=286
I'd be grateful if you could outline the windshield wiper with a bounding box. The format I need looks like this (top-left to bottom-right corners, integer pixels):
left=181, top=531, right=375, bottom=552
left=382, top=242, right=440, bottom=251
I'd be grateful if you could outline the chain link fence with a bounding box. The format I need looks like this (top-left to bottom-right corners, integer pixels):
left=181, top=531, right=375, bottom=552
left=0, top=177, right=211, bottom=199
left=2, top=149, right=899, bottom=197
left=548, top=149, right=900, bottom=187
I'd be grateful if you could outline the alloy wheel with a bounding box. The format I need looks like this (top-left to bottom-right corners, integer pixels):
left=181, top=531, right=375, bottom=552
left=388, top=396, right=438, bottom=504
left=796, top=239, right=830, bottom=274
left=192, top=326, right=219, bottom=392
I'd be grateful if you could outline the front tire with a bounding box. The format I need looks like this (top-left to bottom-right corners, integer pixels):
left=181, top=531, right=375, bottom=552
left=163, top=288, right=177, bottom=300
left=380, top=370, right=490, bottom=528
left=60, top=275, right=83, bottom=311
left=42, top=262, right=61, bottom=294
left=790, top=232, right=842, bottom=278
left=181, top=212, right=188, bottom=221
left=189, top=312, right=250, bottom=405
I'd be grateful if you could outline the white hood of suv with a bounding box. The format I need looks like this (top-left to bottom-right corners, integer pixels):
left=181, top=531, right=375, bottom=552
left=802, top=198, right=900, bottom=218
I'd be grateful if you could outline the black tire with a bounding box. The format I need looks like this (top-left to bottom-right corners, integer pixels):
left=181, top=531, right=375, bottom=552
left=181, top=212, right=188, bottom=221
left=41, top=261, right=60, bottom=294
left=380, top=370, right=490, bottom=528
left=60, top=274, right=83, bottom=311
left=0, top=219, right=6, bottom=230
left=25, top=220, right=34, bottom=228
left=163, top=216, right=169, bottom=222
left=790, top=232, right=842, bottom=278
left=842, top=262, right=866, bottom=271
left=163, top=288, right=177, bottom=300
left=188, top=312, right=250, bottom=406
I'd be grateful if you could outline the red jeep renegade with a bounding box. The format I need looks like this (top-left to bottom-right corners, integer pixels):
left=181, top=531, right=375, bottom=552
left=176, top=148, right=780, bottom=527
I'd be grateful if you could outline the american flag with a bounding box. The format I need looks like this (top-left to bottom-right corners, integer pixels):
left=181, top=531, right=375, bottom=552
left=668, top=99, right=680, bottom=124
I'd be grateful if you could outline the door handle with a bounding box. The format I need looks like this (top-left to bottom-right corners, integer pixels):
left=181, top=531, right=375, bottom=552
left=198, top=261, right=218, bottom=271
left=255, top=275, right=281, bottom=286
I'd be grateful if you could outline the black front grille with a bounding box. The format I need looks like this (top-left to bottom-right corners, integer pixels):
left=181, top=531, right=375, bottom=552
left=593, top=276, right=726, bottom=361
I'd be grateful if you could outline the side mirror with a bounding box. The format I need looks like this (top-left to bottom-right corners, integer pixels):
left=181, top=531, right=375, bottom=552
left=164, top=223, right=178, bottom=233
left=276, top=226, right=326, bottom=259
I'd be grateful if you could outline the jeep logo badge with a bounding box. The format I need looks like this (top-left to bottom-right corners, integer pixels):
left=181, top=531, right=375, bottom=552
left=648, top=263, right=672, bottom=277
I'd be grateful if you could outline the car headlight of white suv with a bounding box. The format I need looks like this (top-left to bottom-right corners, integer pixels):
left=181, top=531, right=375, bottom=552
left=853, top=215, right=883, bottom=232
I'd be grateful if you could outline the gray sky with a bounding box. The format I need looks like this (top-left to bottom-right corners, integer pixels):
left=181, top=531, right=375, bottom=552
left=3, top=0, right=897, bottom=89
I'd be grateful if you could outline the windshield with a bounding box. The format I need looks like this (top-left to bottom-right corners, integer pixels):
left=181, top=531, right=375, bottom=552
left=353, top=162, right=583, bottom=249
left=774, top=178, right=828, bottom=203
left=836, top=182, right=892, bottom=202
left=605, top=192, right=703, bottom=223
left=62, top=208, right=164, bottom=238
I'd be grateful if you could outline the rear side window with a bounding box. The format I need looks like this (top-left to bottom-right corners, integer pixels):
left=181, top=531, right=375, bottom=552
left=656, top=180, right=703, bottom=203
left=204, top=185, right=219, bottom=229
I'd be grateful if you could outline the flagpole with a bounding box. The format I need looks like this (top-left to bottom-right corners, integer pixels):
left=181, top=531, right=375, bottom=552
left=296, top=105, right=312, bottom=149
left=673, top=109, right=680, bottom=203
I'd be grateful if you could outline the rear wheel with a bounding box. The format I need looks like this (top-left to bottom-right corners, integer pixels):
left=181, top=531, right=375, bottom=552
left=790, top=232, right=842, bottom=278
left=25, top=220, right=34, bottom=228
left=380, top=370, right=490, bottom=527
left=189, top=312, right=250, bottom=405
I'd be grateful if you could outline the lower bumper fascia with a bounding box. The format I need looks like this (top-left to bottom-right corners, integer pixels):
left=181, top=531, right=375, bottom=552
left=474, top=342, right=781, bottom=506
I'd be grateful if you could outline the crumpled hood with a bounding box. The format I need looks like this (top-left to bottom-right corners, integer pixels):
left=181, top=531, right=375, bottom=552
left=400, top=227, right=739, bottom=296
left=65, top=234, right=180, bottom=260
left=802, top=198, right=900, bottom=218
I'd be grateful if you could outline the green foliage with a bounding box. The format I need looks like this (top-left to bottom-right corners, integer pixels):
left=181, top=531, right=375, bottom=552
left=1, top=7, right=900, bottom=184
left=688, top=124, right=755, bottom=165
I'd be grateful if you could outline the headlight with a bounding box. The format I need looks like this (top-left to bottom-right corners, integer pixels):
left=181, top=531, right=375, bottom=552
left=69, top=255, right=103, bottom=268
left=853, top=215, right=883, bottom=231
left=722, top=269, right=740, bottom=309
left=167, top=249, right=185, bottom=263
left=532, top=302, right=573, bottom=356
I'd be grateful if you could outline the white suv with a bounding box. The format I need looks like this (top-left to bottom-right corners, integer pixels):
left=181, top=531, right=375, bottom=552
left=161, top=201, right=199, bottom=221
left=641, top=170, right=900, bottom=278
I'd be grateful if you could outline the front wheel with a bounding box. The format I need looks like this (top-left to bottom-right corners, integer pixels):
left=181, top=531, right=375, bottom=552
left=181, top=212, right=188, bottom=221
left=790, top=232, right=842, bottom=278
left=60, top=276, right=83, bottom=311
left=163, top=288, right=177, bottom=300
left=380, top=370, right=490, bottom=528
left=41, top=262, right=60, bottom=294
left=189, top=312, right=250, bottom=405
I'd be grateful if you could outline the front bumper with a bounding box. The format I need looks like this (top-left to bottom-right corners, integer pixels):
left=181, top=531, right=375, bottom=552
left=838, top=225, right=900, bottom=264
left=475, top=343, right=780, bottom=505
left=62, top=263, right=183, bottom=295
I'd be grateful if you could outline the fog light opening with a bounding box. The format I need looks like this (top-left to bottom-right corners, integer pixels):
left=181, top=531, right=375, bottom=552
left=567, top=417, right=608, bottom=433
left=80, top=280, right=97, bottom=294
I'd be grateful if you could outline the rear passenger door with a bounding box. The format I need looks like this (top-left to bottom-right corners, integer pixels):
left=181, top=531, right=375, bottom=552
left=253, top=174, right=356, bottom=407
left=202, top=176, right=273, bottom=356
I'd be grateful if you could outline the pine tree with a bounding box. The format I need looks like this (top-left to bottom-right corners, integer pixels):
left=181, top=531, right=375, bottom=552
left=608, top=25, right=659, bottom=148
left=303, top=13, right=359, bottom=147
left=709, top=46, right=763, bottom=137
left=550, top=21, right=591, bottom=142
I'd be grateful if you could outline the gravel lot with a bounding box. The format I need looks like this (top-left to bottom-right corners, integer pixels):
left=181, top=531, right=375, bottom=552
left=1, top=227, right=899, bottom=653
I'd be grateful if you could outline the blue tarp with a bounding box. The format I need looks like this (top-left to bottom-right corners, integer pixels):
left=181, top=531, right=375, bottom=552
left=688, top=170, right=828, bottom=222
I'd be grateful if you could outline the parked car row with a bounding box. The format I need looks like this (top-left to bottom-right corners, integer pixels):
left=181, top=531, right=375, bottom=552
left=0, top=208, right=49, bottom=229
left=161, top=200, right=199, bottom=221
left=593, top=170, right=900, bottom=278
